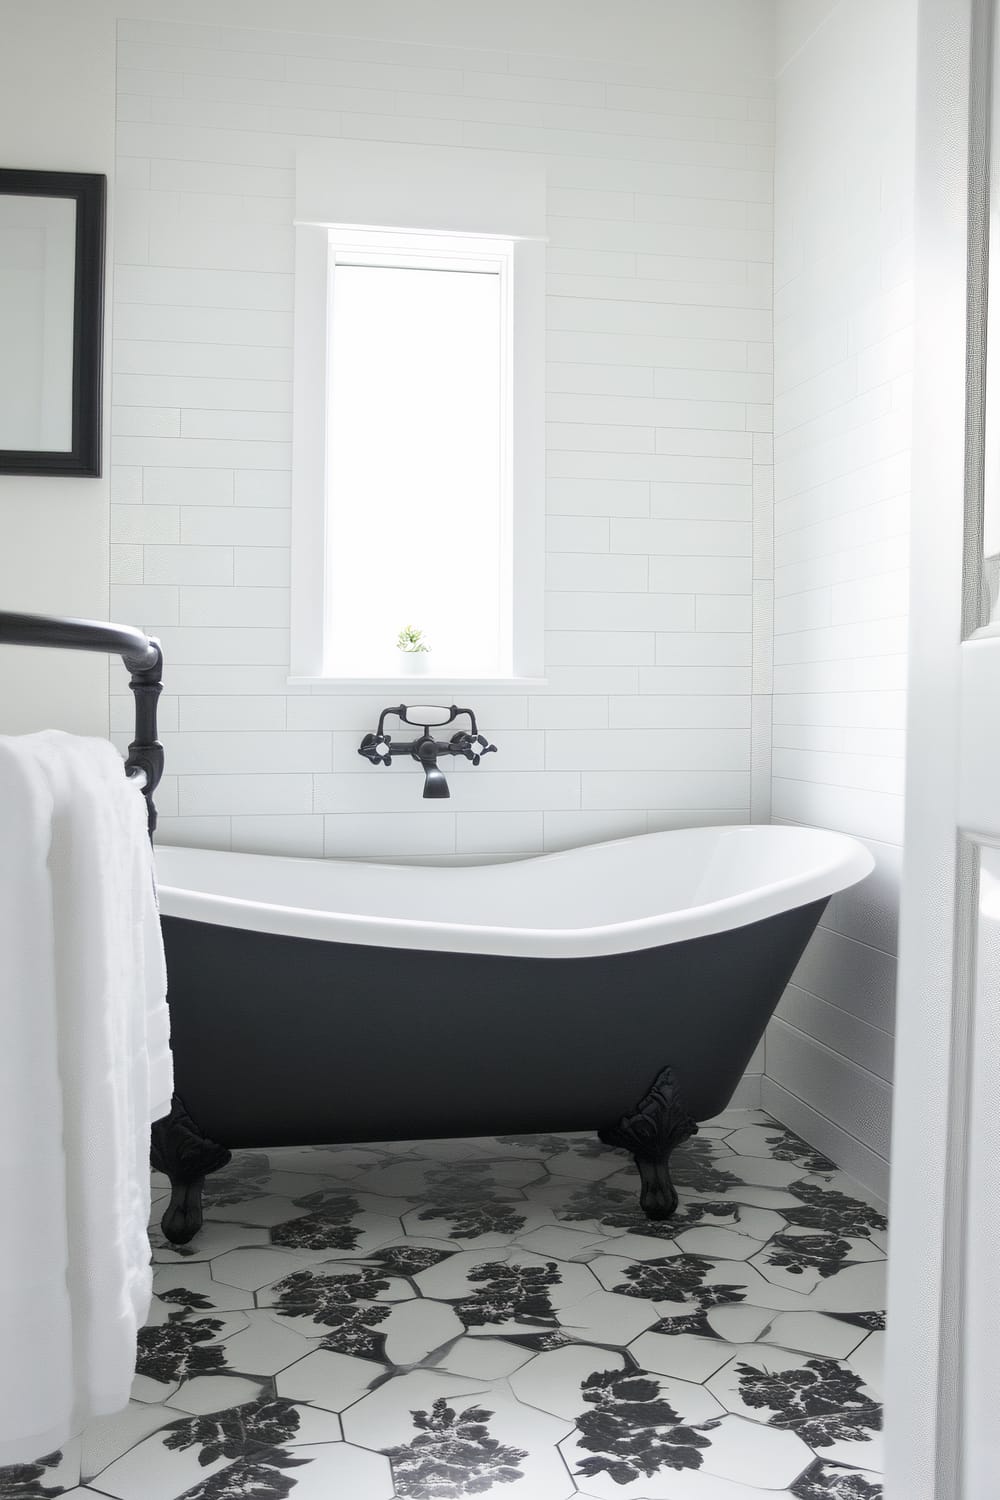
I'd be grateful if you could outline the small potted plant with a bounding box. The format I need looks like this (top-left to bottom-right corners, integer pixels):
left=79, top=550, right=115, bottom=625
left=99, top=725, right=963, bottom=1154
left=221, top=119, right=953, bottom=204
left=396, top=624, right=431, bottom=674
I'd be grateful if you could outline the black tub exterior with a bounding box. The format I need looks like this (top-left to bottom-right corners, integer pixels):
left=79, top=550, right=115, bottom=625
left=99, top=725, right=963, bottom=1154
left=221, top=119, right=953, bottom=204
left=160, top=898, right=826, bottom=1154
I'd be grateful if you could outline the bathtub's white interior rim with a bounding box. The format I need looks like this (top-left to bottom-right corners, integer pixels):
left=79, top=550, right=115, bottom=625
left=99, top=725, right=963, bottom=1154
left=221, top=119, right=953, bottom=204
left=154, top=825, right=875, bottom=960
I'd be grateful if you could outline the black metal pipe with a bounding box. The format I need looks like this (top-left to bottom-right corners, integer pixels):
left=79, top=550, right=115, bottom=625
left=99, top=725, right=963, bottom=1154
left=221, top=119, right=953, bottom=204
left=0, top=608, right=164, bottom=836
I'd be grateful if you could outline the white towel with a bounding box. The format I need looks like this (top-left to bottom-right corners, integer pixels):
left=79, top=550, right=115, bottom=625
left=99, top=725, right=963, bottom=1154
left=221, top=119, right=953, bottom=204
left=0, top=730, right=172, bottom=1466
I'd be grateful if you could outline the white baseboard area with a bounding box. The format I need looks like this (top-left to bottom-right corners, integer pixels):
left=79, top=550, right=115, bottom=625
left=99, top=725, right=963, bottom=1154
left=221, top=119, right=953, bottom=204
left=762, top=1077, right=890, bottom=1205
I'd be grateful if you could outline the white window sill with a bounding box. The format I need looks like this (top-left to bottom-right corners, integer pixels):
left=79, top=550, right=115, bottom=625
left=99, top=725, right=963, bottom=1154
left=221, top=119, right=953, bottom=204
left=287, top=675, right=547, bottom=693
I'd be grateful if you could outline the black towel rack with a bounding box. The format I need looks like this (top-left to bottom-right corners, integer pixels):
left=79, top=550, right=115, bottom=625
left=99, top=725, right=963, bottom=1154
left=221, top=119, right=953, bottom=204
left=0, top=609, right=164, bottom=835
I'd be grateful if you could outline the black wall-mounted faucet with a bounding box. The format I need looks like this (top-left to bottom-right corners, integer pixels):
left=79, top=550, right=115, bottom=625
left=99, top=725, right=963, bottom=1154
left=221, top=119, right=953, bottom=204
left=358, top=705, right=497, bottom=799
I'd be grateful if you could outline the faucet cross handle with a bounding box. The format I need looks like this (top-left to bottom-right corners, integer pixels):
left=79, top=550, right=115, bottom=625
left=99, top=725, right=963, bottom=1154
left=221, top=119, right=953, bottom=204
left=450, top=731, right=497, bottom=767
left=358, top=732, right=393, bottom=766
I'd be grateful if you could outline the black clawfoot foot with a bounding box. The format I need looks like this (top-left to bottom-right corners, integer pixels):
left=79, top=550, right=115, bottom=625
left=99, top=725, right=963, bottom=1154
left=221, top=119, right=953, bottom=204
left=160, top=1178, right=207, bottom=1246
left=150, top=1095, right=231, bottom=1246
left=598, top=1066, right=698, bottom=1221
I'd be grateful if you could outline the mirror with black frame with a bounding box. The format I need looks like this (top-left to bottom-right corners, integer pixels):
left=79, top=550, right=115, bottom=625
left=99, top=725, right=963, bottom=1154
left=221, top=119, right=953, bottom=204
left=0, top=168, right=106, bottom=477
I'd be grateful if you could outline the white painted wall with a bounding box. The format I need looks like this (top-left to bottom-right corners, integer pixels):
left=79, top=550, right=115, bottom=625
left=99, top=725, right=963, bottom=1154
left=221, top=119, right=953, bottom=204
left=106, top=7, right=774, bottom=913
left=765, top=0, right=916, bottom=1198
left=0, top=3, right=117, bottom=733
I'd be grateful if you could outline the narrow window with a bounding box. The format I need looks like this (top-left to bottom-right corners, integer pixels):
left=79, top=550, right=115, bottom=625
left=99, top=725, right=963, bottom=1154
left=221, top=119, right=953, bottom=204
left=324, top=230, right=513, bottom=678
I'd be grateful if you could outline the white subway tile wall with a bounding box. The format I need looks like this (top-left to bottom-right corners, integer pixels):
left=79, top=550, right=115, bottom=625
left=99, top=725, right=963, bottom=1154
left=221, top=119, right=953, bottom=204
left=765, top=0, right=915, bottom=1199
left=112, top=15, right=773, bottom=876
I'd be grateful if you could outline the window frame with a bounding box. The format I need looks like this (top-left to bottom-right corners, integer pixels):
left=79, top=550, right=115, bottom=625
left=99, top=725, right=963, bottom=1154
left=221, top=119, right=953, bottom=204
left=289, top=142, right=545, bottom=689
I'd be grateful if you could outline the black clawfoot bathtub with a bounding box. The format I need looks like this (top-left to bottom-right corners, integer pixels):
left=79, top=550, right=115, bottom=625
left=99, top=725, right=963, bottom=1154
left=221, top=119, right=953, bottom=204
left=153, top=825, right=873, bottom=1243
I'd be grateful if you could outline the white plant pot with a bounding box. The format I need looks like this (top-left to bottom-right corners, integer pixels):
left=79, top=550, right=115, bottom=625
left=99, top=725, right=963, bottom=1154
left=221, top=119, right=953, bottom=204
left=398, top=651, right=430, bottom=674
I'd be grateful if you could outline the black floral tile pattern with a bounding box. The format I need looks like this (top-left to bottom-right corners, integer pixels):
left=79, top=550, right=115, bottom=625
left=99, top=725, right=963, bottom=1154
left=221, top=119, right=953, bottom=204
left=165, top=1393, right=303, bottom=1462
left=559, top=1178, right=678, bottom=1237
left=736, top=1356, right=882, bottom=1450
left=370, top=1245, right=452, bottom=1277
left=669, top=1135, right=744, bottom=1195
left=763, top=1230, right=856, bottom=1279
left=572, top=1367, right=712, bottom=1484
left=270, top=1266, right=392, bottom=1359
left=768, top=1135, right=838, bottom=1174
left=0, top=1451, right=66, bottom=1500
left=0, top=1112, right=886, bottom=1500
left=455, top=1260, right=562, bottom=1329
left=782, top=1180, right=887, bottom=1239
left=416, top=1162, right=529, bottom=1240
left=270, top=1188, right=365, bottom=1252
left=135, top=1310, right=227, bottom=1384
left=382, top=1398, right=528, bottom=1497
left=791, top=1458, right=883, bottom=1498
left=200, top=1153, right=272, bottom=1208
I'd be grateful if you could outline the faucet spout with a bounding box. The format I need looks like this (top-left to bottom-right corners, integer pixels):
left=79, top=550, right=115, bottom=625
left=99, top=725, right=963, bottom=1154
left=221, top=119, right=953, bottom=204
left=415, top=736, right=450, bottom=799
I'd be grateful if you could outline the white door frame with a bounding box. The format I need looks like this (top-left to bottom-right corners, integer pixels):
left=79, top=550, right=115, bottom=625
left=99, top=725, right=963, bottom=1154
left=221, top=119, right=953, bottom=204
left=886, top=0, right=1000, bottom=1494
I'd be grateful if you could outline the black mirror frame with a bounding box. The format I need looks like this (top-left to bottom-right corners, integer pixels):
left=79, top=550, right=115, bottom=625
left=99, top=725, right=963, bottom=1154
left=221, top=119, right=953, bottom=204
left=0, top=168, right=106, bottom=478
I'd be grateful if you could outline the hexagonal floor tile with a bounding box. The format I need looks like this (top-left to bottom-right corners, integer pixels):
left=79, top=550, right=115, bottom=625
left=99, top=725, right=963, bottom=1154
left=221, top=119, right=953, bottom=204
left=33, top=1113, right=885, bottom=1500
left=403, top=1199, right=558, bottom=1247
left=346, top=1374, right=574, bottom=1500
left=725, top=1125, right=836, bottom=1170
left=555, top=1288, right=661, bottom=1345
left=273, top=1348, right=384, bottom=1412
left=699, top=1413, right=814, bottom=1489
left=579, top=1473, right=796, bottom=1499
left=431, top=1335, right=535, bottom=1379
left=588, top=1230, right=685, bottom=1261
left=794, top=1459, right=884, bottom=1495
left=150, top=1220, right=270, bottom=1265
left=210, top=1246, right=317, bottom=1291
left=543, top=1147, right=626, bottom=1182
left=704, top=1304, right=775, bottom=1342
left=270, top=1145, right=385, bottom=1177
left=165, top=1374, right=267, bottom=1415
left=681, top=1258, right=816, bottom=1312
left=81, top=1401, right=175, bottom=1484
left=217, top=1309, right=320, bottom=1376
left=718, top=1157, right=816, bottom=1190
left=513, top=1224, right=610, bottom=1259
left=206, top=1194, right=311, bottom=1228
left=273, top=1207, right=404, bottom=1262
left=757, top=1311, right=870, bottom=1360
left=806, top=1258, right=887, bottom=1314
left=589, top=1249, right=681, bottom=1294
left=629, top=1331, right=735, bottom=1383
left=256, top=1260, right=414, bottom=1316
left=675, top=1226, right=768, bottom=1260
left=414, top=1245, right=516, bottom=1299
left=557, top=1370, right=725, bottom=1500
left=281, top=1441, right=395, bottom=1499
left=151, top=1261, right=255, bottom=1312
left=381, top=1297, right=465, bottom=1364
left=848, top=1330, right=885, bottom=1395
left=3, top=1440, right=81, bottom=1495
left=282, top=1404, right=343, bottom=1444
left=91, top=1428, right=233, bottom=1500
left=675, top=1203, right=787, bottom=1241
left=510, top=1344, right=628, bottom=1420
left=705, top=1345, right=854, bottom=1422
left=351, top=1158, right=442, bottom=1198
left=704, top=1344, right=881, bottom=1471
left=749, top=1244, right=827, bottom=1295
left=339, top=1369, right=492, bottom=1449
left=262, top=1169, right=347, bottom=1198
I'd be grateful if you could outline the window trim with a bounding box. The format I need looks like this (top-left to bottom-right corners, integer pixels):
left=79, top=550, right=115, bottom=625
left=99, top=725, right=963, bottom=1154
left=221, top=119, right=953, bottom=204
left=289, top=141, right=545, bottom=688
